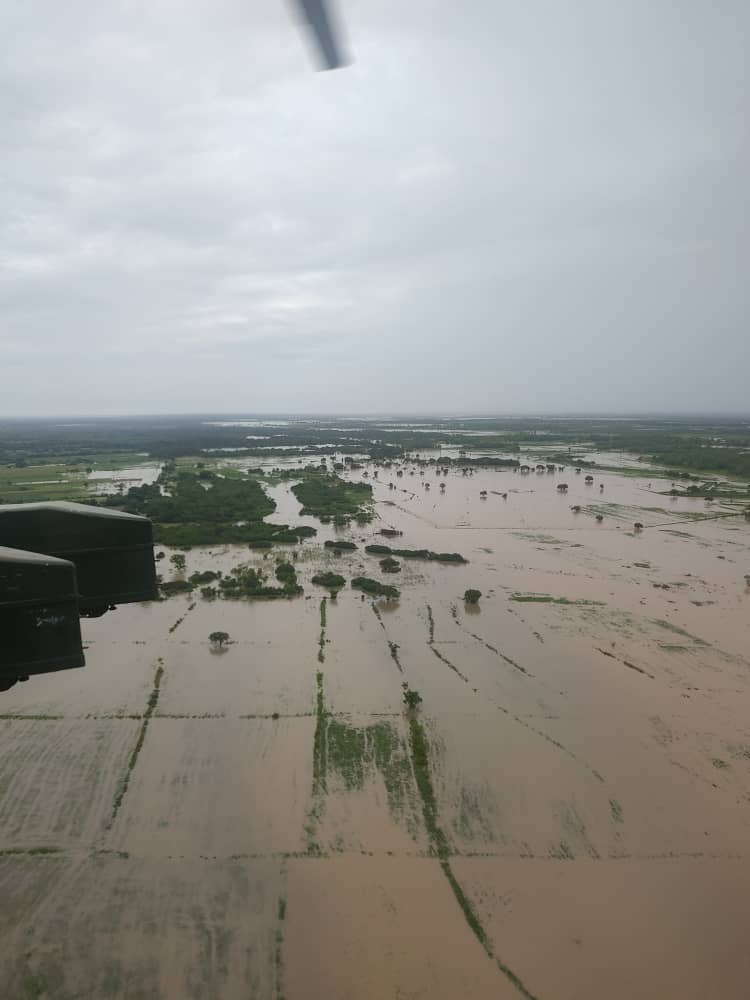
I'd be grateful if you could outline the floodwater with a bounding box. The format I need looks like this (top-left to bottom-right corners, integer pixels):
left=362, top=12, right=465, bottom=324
left=1, top=458, right=750, bottom=998
left=87, top=463, right=163, bottom=495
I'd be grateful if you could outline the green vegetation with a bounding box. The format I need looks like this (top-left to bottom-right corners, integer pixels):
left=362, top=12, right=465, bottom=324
left=408, top=717, right=449, bottom=856
left=351, top=577, right=400, bottom=600
left=403, top=687, right=423, bottom=712
left=307, top=671, right=418, bottom=848
left=387, top=640, right=403, bottom=672
left=0, top=846, right=63, bottom=856
left=323, top=539, right=357, bottom=551
left=406, top=715, right=538, bottom=998
left=219, top=564, right=302, bottom=599
left=317, top=598, right=327, bottom=663
left=111, top=660, right=164, bottom=823
left=365, top=544, right=466, bottom=563
left=510, top=593, right=605, bottom=606
left=379, top=556, right=401, bottom=573
left=379, top=528, right=403, bottom=538
left=274, top=561, right=302, bottom=593
left=209, top=631, right=230, bottom=648
left=159, top=578, right=193, bottom=597
left=108, top=468, right=315, bottom=547
left=426, top=604, right=435, bottom=643
left=189, top=570, right=220, bottom=585
left=311, top=571, right=346, bottom=595
left=291, top=472, right=373, bottom=523
left=464, top=589, right=481, bottom=604
left=3, top=415, right=750, bottom=483
left=648, top=448, right=750, bottom=479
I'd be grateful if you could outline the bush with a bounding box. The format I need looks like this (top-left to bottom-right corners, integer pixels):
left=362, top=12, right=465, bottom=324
left=324, top=540, right=357, bottom=551
left=364, top=544, right=466, bottom=563
left=379, top=556, right=401, bottom=573
left=351, top=577, right=400, bottom=600
left=402, top=687, right=423, bottom=712
left=275, top=561, right=303, bottom=594
left=189, top=570, right=220, bottom=585
left=219, top=566, right=299, bottom=599
left=464, top=589, right=482, bottom=605
left=311, top=572, right=346, bottom=595
left=291, top=472, right=373, bottom=521
left=160, top=579, right=194, bottom=596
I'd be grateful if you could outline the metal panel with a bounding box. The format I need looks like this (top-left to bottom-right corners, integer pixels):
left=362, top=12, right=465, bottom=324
left=0, top=547, right=84, bottom=685
left=0, top=502, right=157, bottom=612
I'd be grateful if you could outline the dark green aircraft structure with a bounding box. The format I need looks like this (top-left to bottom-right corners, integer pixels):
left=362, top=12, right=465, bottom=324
left=0, top=502, right=157, bottom=692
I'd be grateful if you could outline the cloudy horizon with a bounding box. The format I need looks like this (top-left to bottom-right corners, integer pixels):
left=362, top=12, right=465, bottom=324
left=2, top=1, right=748, bottom=417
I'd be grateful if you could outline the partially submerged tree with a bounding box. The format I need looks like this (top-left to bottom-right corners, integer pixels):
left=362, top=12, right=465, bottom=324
left=402, top=684, right=423, bottom=713
left=209, top=631, right=230, bottom=648
left=464, top=589, right=482, bottom=605
left=311, top=571, right=346, bottom=597
left=351, top=577, right=400, bottom=600
left=379, top=556, right=401, bottom=574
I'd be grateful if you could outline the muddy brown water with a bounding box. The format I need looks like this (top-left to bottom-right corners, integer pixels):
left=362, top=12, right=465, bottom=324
left=1, top=459, right=749, bottom=998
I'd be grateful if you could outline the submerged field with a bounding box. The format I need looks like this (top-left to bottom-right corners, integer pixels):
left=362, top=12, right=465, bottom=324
left=2, top=428, right=750, bottom=998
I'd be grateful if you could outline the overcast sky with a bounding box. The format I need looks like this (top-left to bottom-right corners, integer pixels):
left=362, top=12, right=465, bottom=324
left=1, top=1, right=748, bottom=416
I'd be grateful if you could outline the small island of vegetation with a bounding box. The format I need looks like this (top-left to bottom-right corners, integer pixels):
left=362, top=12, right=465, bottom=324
left=364, top=544, right=466, bottom=564
left=351, top=577, right=400, bottom=600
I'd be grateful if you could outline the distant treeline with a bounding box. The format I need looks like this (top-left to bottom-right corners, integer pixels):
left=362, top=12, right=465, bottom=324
left=2, top=416, right=749, bottom=478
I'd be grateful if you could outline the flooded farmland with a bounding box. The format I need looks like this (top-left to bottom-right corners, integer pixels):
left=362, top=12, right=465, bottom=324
left=2, top=458, right=750, bottom=999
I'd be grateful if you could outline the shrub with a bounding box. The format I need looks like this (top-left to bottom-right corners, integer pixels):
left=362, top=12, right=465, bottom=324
left=351, top=577, right=400, bottom=600
left=312, top=572, right=346, bottom=595
left=379, top=556, right=401, bottom=573
left=402, top=687, right=423, bottom=712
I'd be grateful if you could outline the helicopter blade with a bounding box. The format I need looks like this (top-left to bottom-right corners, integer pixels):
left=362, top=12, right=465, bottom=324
left=295, top=0, right=348, bottom=70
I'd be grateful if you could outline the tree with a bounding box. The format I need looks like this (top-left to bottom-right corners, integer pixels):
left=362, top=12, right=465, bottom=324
left=312, top=571, right=346, bottom=597
left=464, top=589, right=482, bottom=605
left=170, top=553, right=187, bottom=572
left=402, top=685, right=422, bottom=712
left=209, top=631, right=230, bottom=648
left=379, top=556, right=401, bottom=574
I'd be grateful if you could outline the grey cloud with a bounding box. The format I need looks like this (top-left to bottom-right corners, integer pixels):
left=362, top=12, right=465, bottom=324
left=1, top=0, right=748, bottom=415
